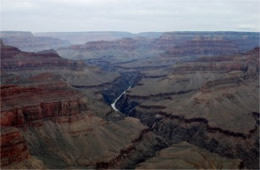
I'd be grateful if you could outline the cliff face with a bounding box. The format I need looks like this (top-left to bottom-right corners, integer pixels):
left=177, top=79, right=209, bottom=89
left=0, top=31, right=71, bottom=52
left=0, top=42, right=83, bottom=71
left=0, top=81, right=88, bottom=127
left=1, top=127, right=45, bottom=169
left=158, top=32, right=259, bottom=57
left=35, top=31, right=135, bottom=44
left=0, top=127, right=30, bottom=167
left=0, top=73, right=87, bottom=168
left=163, top=40, right=239, bottom=56
left=57, top=37, right=156, bottom=60
left=35, top=32, right=162, bottom=44
left=57, top=32, right=259, bottom=63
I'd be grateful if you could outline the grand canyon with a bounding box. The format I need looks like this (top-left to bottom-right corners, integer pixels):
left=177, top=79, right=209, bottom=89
left=0, top=30, right=259, bottom=169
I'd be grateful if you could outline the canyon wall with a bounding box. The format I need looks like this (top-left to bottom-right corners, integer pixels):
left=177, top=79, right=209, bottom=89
left=0, top=31, right=71, bottom=52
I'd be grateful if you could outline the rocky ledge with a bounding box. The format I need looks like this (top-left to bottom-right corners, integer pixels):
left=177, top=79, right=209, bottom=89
left=0, top=41, right=83, bottom=71
left=0, top=127, right=30, bottom=167
left=1, top=78, right=88, bottom=127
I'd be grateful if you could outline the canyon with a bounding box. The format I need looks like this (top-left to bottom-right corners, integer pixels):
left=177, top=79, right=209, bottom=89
left=0, top=31, right=259, bottom=169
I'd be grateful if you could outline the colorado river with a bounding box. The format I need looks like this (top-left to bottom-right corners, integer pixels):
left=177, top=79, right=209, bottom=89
left=111, top=86, right=131, bottom=112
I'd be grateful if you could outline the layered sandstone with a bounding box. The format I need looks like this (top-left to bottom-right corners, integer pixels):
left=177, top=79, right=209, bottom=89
left=155, top=31, right=259, bottom=51
left=0, top=127, right=29, bottom=167
left=163, top=40, right=239, bottom=56
left=0, top=41, right=83, bottom=71
left=35, top=31, right=135, bottom=44
left=35, top=32, right=162, bottom=44
left=57, top=32, right=259, bottom=67
left=0, top=77, right=88, bottom=127
left=57, top=37, right=156, bottom=61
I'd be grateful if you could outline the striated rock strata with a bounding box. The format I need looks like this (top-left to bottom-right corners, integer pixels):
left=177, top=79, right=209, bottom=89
left=136, top=142, right=242, bottom=169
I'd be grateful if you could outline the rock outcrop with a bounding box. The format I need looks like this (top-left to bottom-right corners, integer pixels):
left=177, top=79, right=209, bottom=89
left=0, top=81, right=88, bottom=127
left=0, top=127, right=30, bottom=167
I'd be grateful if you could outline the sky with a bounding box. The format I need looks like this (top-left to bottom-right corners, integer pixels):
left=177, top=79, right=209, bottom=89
left=0, top=0, right=259, bottom=33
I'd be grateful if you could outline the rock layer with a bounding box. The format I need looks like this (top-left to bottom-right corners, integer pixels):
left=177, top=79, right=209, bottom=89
left=136, top=142, right=242, bottom=169
left=0, top=41, right=83, bottom=71
left=0, top=127, right=30, bottom=167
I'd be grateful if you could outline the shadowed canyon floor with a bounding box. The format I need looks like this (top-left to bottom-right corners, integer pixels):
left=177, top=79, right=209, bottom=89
left=0, top=31, right=259, bottom=169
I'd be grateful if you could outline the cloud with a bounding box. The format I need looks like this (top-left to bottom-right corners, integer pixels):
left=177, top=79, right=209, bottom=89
left=0, top=0, right=259, bottom=32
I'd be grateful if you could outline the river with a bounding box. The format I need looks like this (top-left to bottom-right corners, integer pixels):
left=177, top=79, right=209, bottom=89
left=111, top=86, right=131, bottom=112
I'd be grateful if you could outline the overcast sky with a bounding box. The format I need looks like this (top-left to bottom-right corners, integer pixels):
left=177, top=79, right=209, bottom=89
left=0, top=0, right=259, bottom=33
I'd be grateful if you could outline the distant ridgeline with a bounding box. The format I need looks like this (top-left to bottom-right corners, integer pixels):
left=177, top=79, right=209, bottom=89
left=2, top=31, right=258, bottom=54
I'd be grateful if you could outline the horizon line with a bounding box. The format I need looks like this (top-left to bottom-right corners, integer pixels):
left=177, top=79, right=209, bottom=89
left=0, top=30, right=260, bottom=34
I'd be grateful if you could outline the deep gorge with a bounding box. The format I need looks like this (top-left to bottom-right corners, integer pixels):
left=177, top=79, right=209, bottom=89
left=1, top=31, right=259, bottom=169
